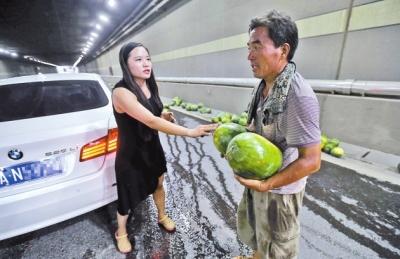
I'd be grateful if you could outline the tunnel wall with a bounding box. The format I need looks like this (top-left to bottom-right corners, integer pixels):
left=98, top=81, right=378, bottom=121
left=87, top=0, right=400, bottom=81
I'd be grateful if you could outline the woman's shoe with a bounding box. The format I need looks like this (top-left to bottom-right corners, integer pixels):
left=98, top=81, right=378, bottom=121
left=158, top=215, right=176, bottom=233
left=115, top=231, right=132, bottom=254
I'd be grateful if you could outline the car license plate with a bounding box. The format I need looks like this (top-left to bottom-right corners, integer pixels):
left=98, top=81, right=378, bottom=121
left=0, top=157, right=67, bottom=188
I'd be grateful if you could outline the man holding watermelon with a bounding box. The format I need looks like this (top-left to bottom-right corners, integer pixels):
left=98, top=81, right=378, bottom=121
left=233, top=10, right=321, bottom=259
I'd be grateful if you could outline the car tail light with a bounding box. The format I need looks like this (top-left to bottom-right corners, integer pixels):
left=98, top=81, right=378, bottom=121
left=107, top=128, right=118, bottom=153
left=80, top=128, right=118, bottom=162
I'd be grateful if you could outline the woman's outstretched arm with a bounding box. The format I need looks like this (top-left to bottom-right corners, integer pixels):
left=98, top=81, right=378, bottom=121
left=112, top=87, right=215, bottom=137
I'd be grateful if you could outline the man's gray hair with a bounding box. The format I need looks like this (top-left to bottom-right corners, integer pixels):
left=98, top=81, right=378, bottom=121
left=249, top=10, right=298, bottom=61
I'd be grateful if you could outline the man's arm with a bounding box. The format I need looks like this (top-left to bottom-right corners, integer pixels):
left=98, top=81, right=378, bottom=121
left=235, top=143, right=321, bottom=192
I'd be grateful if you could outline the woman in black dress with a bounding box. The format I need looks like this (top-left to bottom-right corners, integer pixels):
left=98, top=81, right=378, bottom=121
left=112, top=42, right=216, bottom=253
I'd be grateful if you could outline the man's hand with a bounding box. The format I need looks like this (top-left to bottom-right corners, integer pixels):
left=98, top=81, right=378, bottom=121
left=234, top=174, right=270, bottom=192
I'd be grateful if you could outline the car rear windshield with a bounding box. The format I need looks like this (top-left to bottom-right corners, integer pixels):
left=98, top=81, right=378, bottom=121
left=0, top=80, right=109, bottom=122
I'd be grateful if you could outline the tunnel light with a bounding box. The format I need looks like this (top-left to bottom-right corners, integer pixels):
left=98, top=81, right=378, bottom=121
left=99, top=14, right=109, bottom=23
left=90, top=32, right=99, bottom=37
left=95, top=24, right=102, bottom=30
left=0, top=48, right=18, bottom=58
left=107, top=0, right=116, bottom=8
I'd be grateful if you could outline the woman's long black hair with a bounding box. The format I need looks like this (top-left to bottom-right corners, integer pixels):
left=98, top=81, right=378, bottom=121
left=117, top=42, right=164, bottom=141
left=118, top=42, right=163, bottom=112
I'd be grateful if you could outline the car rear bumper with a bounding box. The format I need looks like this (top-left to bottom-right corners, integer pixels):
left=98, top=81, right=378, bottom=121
left=0, top=157, right=117, bottom=241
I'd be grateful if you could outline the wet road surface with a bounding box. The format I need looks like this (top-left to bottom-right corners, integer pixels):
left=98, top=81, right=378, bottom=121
left=0, top=111, right=399, bottom=258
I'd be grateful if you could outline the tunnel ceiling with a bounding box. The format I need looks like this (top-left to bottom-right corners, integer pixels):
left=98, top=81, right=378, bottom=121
left=0, top=0, right=187, bottom=66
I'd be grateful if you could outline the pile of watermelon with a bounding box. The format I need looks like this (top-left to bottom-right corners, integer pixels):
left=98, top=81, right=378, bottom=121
left=164, top=96, right=212, bottom=114
left=211, top=112, right=248, bottom=126
left=213, top=123, right=282, bottom=180
left=321, top=134, right=345, bottom=158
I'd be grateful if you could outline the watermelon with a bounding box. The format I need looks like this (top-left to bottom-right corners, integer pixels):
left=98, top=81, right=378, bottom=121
left=231, top=114, right=240, bottom=123
left=172, top=96, right=182, bottom=106
left=330, top=147, right=344, bottom=158
left=211, top=117, right=219, bottom=123
left=213, top=123, right=247, bottom=155
left=238, top=117, right=247, bottom=126
left=225, top=132, right=282, bottom=180
left=328, top=138, right=340, bottom=148
left=321, top=135, right=328, bottom=150
left=220, top=117, right=231, bottom=123
left=323, top=143, right=335, bottom=153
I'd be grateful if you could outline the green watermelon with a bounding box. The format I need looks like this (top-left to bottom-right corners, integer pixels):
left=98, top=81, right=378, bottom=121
left=321, top=135, right=328, bottom=150
left=199, top=107, right=212, bottom=114
left=220, top=117, right=231, bottom=123
left=225, top=132, right=282, bottom=180
left=323, top=143, right=335, bottom=153
left=211, top=117, right=219, bottom=123
left=213, top=123, right=247, bottom=155
left=231, top=114, right=240, bottom=123
left=330, top=147, right=344, bottom=158
left=172, top=96, right=182, bottom=106
left=238, top=117, right=247, bottom=126
left=328, top=138, right=340, bottom=148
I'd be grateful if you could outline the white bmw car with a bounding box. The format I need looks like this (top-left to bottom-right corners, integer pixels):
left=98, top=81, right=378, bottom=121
left=0, top=73, right=118, bottom=240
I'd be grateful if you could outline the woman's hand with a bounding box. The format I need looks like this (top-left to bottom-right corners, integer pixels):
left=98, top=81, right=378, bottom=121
left=161, top=111, right=176, bottom=123
left=187, top=124, right=218, bottom=137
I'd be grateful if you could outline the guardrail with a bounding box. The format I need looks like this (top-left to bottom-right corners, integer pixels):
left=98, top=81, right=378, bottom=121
left=101, top=75, right=400, bottom=98
left=155, top=77, right=400, bottom=98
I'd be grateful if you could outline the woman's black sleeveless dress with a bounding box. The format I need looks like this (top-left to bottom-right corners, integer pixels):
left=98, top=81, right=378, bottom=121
left=112, top=82, right=167, bottom=215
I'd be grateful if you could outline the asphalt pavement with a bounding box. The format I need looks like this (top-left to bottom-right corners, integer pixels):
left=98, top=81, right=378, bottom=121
left=0, top=111, right=399, bottom=259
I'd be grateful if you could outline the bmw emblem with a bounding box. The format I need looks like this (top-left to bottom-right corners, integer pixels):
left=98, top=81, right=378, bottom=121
left=8, top=149, right=23, bottom=160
